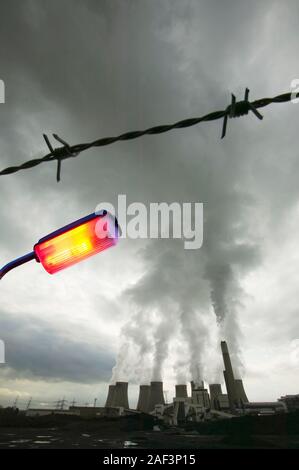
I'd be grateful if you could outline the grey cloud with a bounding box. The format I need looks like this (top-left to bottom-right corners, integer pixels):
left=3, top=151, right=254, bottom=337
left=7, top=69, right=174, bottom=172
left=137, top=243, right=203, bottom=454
left=0, top=310, right=114, bottom=383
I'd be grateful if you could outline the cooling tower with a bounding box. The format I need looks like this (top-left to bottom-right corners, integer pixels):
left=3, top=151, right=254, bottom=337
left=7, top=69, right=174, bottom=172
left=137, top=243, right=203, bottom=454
left=148, top=381, right=165, bottom=411
left=209, top=384, right=222, bottom=410
left=221, top=341, right=238, bottom=412
left=105, top=384, right=116, bottom=407
left=113, top=381, right=129, bottom=409
left=176, top=401, right=186, bottom=424
left=191, top=380, right=204, bottom=391
left=235, top=379, right=249, bottom=404
left=137, top=385, right=151, bottom=413
left=175, top=384, right=188, bottom=398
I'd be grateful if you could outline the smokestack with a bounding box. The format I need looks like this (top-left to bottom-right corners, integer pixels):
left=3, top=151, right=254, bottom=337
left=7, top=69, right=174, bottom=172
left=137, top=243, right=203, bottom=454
left=137, top=385, right=151, bottom=413
left=221, top=341, right=238, bottom=412
left=235, top=379, right=249, bottom=404
left=209, top=384, right=222, bottom=410
left=175, top=384, right=188, bottom=398
left=148, top=381, right=165, bottom=411
left=113, top=381, right=129, bottom=409
left=105, top=384, right=116, bottom=407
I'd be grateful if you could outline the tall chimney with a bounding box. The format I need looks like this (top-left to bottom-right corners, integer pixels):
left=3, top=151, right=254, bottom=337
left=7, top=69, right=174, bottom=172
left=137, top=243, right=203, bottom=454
left=221, top=341, right=238, bottom=412
left=105, top=384, right=116, bottom=407
left=235, top=379, right=248, bottom=404
left=137, top=385, right=151, bottom=413
left=209, top=384, right=222, bottom=410
left=148, top=381, right=165, bottom=411
left=113, top=381, right=129, bottom=409
left=175, top=384, right=188, bottom=398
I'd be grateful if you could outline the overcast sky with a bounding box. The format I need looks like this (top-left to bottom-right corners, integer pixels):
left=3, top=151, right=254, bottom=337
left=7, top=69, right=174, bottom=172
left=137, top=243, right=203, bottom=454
left=1, top=0, right=299, bottom=409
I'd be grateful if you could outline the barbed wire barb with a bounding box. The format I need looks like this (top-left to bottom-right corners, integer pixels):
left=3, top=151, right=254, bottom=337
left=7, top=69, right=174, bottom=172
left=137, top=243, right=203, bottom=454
left=43, top=133, right=78, bottom=182
left=221, top=88, right=263, bottom=138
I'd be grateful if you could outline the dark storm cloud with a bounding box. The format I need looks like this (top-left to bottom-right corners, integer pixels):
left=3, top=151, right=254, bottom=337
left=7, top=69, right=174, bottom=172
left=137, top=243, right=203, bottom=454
left=0, top=310, right=114, bottom=383
left=0, top=0, right=299, bottom=397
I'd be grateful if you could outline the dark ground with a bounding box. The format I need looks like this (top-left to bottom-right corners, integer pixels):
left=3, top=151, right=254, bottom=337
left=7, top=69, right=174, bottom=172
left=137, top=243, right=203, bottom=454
left=1, top=410, right=299, bottom=449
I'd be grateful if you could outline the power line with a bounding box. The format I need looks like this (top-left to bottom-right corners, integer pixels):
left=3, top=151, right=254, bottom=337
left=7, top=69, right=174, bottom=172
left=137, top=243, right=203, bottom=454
left=0, top=88, right=297, bottom=182
left=26, top=397, right=32, bottom=410
left=54, top=397, right=68, bottom=410
left=12, top=396, right=19, bottom=408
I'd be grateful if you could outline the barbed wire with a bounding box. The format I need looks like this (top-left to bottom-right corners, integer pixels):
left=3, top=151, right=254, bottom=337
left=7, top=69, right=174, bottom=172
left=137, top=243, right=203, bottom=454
left=0, top=88, right=297, bottom=182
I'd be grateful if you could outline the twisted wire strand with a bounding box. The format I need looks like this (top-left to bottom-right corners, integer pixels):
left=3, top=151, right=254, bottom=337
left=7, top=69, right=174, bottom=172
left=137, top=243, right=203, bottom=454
left=0, top=91, right=295, bottom=178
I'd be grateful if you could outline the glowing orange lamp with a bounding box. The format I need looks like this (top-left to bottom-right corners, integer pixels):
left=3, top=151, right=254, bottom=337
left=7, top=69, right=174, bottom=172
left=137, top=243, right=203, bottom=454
left=0, top=211, right=119, bottom=279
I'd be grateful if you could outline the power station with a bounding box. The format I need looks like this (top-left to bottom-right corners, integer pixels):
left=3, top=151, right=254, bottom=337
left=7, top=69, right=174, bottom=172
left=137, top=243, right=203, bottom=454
left=101, top=340, right=286, bottom=424
left=25, top=340, right=290, bottom=422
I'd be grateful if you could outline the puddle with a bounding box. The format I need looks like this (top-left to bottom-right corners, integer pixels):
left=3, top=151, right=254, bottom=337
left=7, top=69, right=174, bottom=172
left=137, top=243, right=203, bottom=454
left=33, top=441, right=51, bottom=444
left=10, top=439, right=31, bottom=444
left=124, top=441, right=138, bottom=447
left=81, top=434, right=91, bottom=437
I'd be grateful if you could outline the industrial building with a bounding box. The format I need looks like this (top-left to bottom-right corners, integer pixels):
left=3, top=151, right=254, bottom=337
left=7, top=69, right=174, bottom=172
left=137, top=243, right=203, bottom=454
left=278, top=394, right=299, bottom=412
left=100, top=340, right=289, bottom=425
left=25, top=408, right=80, bottom=417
